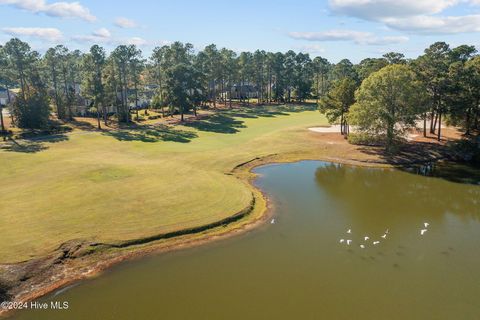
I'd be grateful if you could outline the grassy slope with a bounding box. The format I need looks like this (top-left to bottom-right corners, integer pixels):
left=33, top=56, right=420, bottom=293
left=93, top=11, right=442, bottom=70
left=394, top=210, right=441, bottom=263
left=0, top=105, right=327, bottom=263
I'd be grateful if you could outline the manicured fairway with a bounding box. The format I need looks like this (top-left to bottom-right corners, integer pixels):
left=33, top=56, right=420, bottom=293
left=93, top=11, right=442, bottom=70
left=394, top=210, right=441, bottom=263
left=0, top=105, right=327, bottom=263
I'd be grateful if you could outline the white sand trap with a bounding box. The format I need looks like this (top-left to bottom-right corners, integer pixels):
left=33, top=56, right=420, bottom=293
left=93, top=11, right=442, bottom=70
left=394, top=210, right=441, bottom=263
left=309, top=126, right=420, bottom=142
left=308, top=125, right=342, bottom=133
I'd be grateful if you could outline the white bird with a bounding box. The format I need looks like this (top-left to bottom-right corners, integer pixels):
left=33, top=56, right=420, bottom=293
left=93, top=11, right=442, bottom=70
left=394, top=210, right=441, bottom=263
left=347, top=229, right=352, bottom=234
left=381, top=234, right=387, bottom=239
left=339, top=239, right=345, bottom=243
left=271, top=218, right=275, bottom=224
left=373, top=241, right=380, bottom=245
left=424, top=222, right=429, bottom=228
left=360, top=244, right=365, bottom=249
left=385, top=229, right=389, bottom=234
left=364, top=236, right=370, bottom=241
left=420, top=229, right=427, bottom=235
left=346, top=240, right=352, bottom=245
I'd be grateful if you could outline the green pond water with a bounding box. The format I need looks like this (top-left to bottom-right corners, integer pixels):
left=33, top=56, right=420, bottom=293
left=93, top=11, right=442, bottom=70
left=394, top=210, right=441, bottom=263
left=12, top=161, right=480, bottom=320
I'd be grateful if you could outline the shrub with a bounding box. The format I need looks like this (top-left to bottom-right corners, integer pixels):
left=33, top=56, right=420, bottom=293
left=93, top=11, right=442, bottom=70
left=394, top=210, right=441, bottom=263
left=347, top=133, right=384, bottom=146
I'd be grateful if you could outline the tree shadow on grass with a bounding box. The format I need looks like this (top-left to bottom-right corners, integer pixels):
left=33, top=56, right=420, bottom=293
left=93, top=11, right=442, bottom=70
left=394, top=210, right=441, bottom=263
left=183, top=104, right=316, bottom=134
left=223, top=103, right=317, bottom=119
left=70, top=119, right=98, bottom=131
left=184, top=114, right=246, bottom=134
left=0, top=134, right=69, bottom=153
left=356, top=141, right=448, bottom=166
left=104, top=124, right=198, bottom=143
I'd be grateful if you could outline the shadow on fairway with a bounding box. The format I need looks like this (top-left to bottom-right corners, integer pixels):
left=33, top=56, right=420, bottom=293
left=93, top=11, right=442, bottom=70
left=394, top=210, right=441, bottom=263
left=184, top=104, right=316, bottom=134
left=104, top=124, right=198, bottom=143
left=184, top=114, right=246, bottom=134
left=0, top=134, right=69, bottom=153
left=224, top=103, right=316, bottom=120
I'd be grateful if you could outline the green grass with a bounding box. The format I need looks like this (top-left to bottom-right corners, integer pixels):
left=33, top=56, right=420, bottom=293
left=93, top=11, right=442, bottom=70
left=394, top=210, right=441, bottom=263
left=0, top=105, right=327, bottom=263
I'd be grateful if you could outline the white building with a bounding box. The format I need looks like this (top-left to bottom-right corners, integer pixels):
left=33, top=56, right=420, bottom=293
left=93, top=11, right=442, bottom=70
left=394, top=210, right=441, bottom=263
left=0, top=88, right=16, bottom=106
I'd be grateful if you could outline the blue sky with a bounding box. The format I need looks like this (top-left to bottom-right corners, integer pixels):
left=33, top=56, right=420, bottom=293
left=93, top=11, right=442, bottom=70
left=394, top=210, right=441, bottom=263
left=1, top=0, right=480, bottom=63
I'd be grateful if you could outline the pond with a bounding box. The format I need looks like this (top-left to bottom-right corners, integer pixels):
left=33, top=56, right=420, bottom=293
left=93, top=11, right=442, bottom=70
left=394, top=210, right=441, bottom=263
left=12, top=161, right=480, bottom=320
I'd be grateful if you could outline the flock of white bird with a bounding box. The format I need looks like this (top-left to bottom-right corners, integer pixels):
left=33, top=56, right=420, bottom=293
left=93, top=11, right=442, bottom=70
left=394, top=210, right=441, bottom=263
left=339, top=222, right=430, bottom=248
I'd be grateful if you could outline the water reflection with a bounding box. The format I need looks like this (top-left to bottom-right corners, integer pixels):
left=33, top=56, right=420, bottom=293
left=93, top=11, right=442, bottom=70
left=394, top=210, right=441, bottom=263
left=12, top=161, right=480, bottom=320
left=402, top=161, right=480, bottom=185
left=315, top=162, right=480, bottom=231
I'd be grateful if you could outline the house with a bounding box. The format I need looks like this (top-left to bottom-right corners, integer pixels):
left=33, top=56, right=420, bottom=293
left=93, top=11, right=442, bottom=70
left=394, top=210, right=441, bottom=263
left=0, top=87, right=16, bottom=106
left=221, top=84, right=258, bottom=100
left=71, top=104, right=117, bottom=117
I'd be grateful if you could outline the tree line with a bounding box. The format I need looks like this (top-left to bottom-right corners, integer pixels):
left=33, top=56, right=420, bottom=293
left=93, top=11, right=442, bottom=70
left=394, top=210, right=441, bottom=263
left=0, top=38, right=319, bottom=130
left=318, top=43, right=480, bottom=152
left=0, top=38, right=479, bottom=151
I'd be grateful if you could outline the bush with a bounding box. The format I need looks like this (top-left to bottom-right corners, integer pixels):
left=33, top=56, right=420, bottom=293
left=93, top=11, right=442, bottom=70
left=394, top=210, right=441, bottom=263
left=450, top=138, right=480, bottom=166
left=347, top=133, right=384, bottom=146
left=12, top=90, right=50, bottom=129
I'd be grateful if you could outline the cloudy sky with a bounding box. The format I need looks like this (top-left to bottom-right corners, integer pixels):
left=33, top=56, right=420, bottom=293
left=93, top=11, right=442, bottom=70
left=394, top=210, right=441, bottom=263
left=1, top=0, right=480, bottom=62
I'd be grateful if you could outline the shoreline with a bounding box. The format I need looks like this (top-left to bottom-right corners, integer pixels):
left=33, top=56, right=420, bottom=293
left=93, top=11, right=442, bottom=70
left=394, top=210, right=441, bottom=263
left=0, top=152, right=446, bottom=318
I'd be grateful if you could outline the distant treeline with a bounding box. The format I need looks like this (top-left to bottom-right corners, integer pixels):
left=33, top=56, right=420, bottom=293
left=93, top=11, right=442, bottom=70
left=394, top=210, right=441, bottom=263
left=0, top=39, right=479, bottom=148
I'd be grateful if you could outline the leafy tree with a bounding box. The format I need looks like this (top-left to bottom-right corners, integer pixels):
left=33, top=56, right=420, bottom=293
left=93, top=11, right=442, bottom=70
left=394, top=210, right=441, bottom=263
left=150, top=45, right=169, bottom=105
left=293, top=52, right=312, bottom=102
left=162, top=42, right=201, bottom=121
left=129, top=53, right=145, bottom=120
left=198, top=44, right=221, bottom=108
left=237, top=51, right=254, bottom=104
left=271, top=52, right=286, bottom=103
left=383, top=52, right=406, bottom=65
left=44, top=46, right=66, bottom=119
left=0, top=45, right=13, bottom=132
left=312, top=56, right=331, bottom=102
left=355, top=58, right=388, bottom=81
left=447, top=55, right=480, bottom=135
left=253, top=50, right=266, bottom=104
left=318, top=78, right=357, bottom=135
left=81, top=45, right=106, bottom=128
left=332, top=59, right=358, bottom=81
left=283, top=50, right=297, bottom=102
left=111, top=44, right=142, bottom=122
left=349, top=64, right=426, bottom=151
left=4, top=38, right=50, bottom=128
left=414, top=42, right=451, bottom=140
left=219, top=48, right=237, bottom=108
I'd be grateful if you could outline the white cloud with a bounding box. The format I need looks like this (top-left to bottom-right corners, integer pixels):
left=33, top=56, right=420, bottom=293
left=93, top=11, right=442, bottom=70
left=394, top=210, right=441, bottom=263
left=92, top=27, right=111, bottom=38
left=384, top=14, right=480, bottom=34
left=2, top=26, right=63, bottom=41
left=72, top=30, right=149, bottom=47
left=297, top=44, right=326, bottom=55
left=114, top=17, right=137, bottom=28
left=72, top=33, right=111, bottom=44
left=288, top=30, right=408, bottom=45
left=126, top=37, right=147, bottom=46
left=0, top=0, right=96, bottom=22
left=328, top=0, right=480, bottom=34
left=329, top=0, right=459, bottom=20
